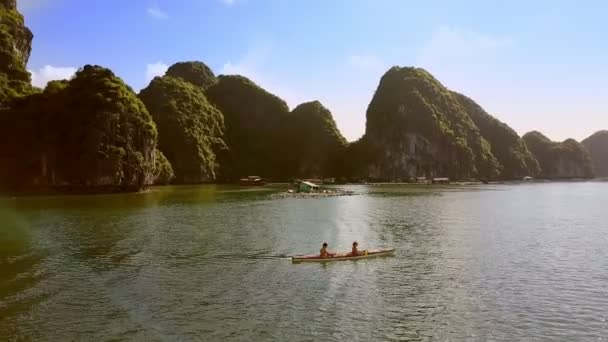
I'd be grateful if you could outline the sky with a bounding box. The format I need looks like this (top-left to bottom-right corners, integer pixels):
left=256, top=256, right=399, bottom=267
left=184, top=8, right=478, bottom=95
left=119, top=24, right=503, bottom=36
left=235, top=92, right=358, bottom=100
left=19, top=0, right=607, bottom=142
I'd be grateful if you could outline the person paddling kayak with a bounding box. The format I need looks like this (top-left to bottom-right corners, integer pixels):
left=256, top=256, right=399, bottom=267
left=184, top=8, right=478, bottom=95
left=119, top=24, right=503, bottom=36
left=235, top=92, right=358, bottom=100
left=320, top=243, right=335, bottom=258
left=350, top=241, right=360, bottom=256
left=350, top=241, right=367, bottom=256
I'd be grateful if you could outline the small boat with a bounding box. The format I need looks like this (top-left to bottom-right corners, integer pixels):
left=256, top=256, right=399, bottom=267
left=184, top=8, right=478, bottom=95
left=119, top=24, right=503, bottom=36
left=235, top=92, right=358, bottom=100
left=291, top=248, right=395, bottom=263
left=239, top=176, right=266, bottom=186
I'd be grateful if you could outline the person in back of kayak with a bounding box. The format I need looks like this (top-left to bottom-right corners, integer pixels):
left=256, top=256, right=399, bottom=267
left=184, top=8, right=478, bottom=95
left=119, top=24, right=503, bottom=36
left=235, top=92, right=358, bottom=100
left=320, top=243, right=335, bottom=258
left=350, top=241, right=361, bottom=256
left=350, top=241, right=368, bottom=256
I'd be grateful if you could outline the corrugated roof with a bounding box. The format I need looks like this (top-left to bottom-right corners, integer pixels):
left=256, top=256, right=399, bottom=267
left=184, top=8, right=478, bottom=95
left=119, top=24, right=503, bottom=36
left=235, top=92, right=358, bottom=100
left=300, top=181, right=319, bottom=187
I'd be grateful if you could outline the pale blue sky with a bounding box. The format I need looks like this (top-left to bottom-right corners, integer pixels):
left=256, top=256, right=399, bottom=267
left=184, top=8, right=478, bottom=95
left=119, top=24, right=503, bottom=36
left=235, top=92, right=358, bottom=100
left=20, top=0, right=607, bottom=142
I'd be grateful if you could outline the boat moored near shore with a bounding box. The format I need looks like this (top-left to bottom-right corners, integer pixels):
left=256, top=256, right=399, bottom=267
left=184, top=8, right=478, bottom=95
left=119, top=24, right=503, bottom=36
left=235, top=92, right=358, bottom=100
left=239, top=176, right=266, bottom=186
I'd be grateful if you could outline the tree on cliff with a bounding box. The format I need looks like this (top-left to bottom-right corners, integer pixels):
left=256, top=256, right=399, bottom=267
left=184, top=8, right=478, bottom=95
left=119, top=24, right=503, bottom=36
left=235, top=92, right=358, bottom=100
left=451, top=91, right=540, bottom=179
left=523, top=131, right=593, bottom=179
left=139, top=74, right=225, bottom=183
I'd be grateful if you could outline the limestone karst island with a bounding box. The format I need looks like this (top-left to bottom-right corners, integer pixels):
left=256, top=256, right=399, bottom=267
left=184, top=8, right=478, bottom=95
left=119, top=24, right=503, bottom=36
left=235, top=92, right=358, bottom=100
left=0, top=1, right=606, bottom=195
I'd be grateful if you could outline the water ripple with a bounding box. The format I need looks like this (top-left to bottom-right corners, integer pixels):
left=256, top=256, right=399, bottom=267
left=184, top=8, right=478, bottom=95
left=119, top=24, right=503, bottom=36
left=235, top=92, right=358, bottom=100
left=1, top=183, right=608, bottom=340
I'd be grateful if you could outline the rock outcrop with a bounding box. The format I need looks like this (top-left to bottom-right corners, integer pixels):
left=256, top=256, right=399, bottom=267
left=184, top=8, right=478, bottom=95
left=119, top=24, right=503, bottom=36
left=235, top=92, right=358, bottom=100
left=0, top=65, right=158, bottom=193
left=139, top=72, right=225, bottom=183
left=451, top=92, right=540, bottom=179
left=287, top=101, right=347, bottom=178
left=357, top=66, right=500, bottom=180
left=206, top=75, right=291, bottom=180
left=0, top=0, right=33, bottom=104
left=166, top=61, right=217, bottom=90
left=153, top=149, right=175, bottom=185
left=582, top=130, right=608, bottom=178
left=522, top=131, right=593, bottom=179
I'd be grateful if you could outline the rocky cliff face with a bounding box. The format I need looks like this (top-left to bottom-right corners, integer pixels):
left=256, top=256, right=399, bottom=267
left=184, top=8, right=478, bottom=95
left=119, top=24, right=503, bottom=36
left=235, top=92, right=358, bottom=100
left=0, top=0, right=33, bottom=103
left=139, top=71, right=225, bottom=183
left=0, top=66, right=158, bottom=193
left=582, top=130, right=608, bottom=177
left=0, top=0, right=162, bottom=194
left=523, top=131, right=593, bottom=179
left=358, top=66, right=500, bottom=180
left=451, top=92, right=540, bottom=179
left=287, top=101, right=347, bottom=178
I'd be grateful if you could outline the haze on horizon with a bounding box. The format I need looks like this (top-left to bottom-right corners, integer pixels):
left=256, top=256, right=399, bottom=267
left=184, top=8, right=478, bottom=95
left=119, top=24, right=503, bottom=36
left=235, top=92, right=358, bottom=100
left=20, top=0, right=607, bottom=142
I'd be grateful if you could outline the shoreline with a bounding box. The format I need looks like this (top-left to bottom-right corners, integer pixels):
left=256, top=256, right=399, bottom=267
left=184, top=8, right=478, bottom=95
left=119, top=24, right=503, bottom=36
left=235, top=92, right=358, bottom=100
left=1, top=178, right=605, bottom=198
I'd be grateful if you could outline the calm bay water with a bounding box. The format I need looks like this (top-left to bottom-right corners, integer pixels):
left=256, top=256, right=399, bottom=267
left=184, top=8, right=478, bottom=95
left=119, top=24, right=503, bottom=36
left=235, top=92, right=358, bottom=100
left=1, top=182, right=607, bottom=341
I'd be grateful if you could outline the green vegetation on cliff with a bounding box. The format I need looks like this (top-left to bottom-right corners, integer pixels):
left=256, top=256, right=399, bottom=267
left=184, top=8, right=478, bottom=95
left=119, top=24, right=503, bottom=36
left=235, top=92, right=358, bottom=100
left=166, top=61, right=217, bottom=90
left=523, top=131, right=593, bottom=179
left=451, top=92, right=540, bottom=179
left=287, top=101, right=347, bottom=178
left=139, top=74, right=225, bottom=183
left=582, top=130, right=608, bottom=177
left=361, top=66, right=500, bottom=180
left=0, top=65, right=158, bottom=192
left=154, top=149, right=175, bottom=185
left=0, top=73, right=35, bottom=106
left=337, top=137, right=376, bottom=180
left=0, top=0, right=602, bottom=191
left=206, top=75, right=291, bottom=180
left=0, top=0, right=33, bottom=104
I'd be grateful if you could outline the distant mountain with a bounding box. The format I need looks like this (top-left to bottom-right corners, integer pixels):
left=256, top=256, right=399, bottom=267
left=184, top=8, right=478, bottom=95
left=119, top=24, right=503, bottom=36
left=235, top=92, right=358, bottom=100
left=287, top=101, right=347, bottom=178
left=522, top=131, right=593, bottom=179
left=582, top=130, right=608, bottom=177
left=352, top=66, right=501, bottom=180
left=139, top=64, right=225, bottom=183
left=206, top=75, right=293, bottom=180
left=451, top=92, right=540, bottom=179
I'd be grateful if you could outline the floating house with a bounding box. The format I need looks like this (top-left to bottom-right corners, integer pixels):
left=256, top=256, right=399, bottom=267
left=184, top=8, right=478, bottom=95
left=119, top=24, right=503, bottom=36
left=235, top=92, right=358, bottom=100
left=432, top=177, right=450, bottom=184
left=295, top=180, right=320, bottom=193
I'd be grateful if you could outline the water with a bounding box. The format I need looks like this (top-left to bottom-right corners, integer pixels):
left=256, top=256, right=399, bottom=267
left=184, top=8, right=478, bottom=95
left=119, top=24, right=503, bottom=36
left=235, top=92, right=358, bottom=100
left=1, top=183, right=607, bottom=341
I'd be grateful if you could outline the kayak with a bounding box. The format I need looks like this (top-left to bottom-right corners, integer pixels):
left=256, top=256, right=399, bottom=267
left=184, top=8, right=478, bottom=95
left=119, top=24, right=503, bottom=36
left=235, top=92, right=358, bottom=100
left=291, top=248, right=395, bottom=263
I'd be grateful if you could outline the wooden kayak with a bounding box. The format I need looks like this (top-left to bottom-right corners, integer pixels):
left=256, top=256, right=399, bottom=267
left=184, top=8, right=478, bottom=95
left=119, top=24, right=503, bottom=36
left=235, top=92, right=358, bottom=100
left=291, top=249, right=395, bottom=263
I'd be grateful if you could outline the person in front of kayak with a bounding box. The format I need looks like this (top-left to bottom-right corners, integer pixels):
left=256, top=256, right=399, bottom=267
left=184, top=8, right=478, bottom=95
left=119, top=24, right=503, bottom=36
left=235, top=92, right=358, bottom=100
left=320, top=243, right=335, bottom=258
